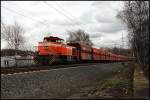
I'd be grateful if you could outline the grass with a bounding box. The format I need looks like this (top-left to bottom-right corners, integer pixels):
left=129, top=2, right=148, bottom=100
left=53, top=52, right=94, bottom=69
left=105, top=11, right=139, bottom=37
left=94, top=62, right=135, bottom=98
left=100, top=79, right=129, bottom=89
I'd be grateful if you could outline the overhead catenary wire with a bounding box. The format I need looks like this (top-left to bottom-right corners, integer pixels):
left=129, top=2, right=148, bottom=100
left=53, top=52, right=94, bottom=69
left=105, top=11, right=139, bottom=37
left=43, top=1, right=84, bottom=30
left=7, top=3, right=49, bottom=22
left=54, top=2, right=76, bottom=19
left=1, top=5, right=49, bottom=27
left=43, top=1, right=74, bottom=24
left=5, top=4, right=52, bottom=30
left=53, top=2, right=81, bottom=24
left=53, top=1, right=88, bottom=28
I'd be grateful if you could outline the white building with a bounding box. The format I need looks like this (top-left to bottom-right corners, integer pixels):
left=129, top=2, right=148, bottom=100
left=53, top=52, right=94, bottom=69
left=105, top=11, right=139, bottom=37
left=1, top=56, right=16, bottom=67
left=1, top=56, right=36, bottom=67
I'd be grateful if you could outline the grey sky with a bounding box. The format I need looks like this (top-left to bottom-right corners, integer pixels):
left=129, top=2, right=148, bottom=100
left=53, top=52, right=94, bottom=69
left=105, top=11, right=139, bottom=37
left=1, top=1, right=128, bottom=50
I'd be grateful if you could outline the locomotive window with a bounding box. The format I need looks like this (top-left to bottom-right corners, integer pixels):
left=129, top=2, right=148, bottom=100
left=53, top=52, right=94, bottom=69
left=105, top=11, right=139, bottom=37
left=56, top=40, right=64, bottom=43
left=44, top=39, right=55, bottom=42
left=44, top=38, right=64, bottom=43
left=43, top=39, right=48, bottom=42
left=56, top=40, right=60, bottom=42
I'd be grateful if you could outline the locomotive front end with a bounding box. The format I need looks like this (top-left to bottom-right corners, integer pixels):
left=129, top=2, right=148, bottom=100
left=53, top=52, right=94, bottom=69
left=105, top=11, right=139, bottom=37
left=34, top=36, right=77, bottom=65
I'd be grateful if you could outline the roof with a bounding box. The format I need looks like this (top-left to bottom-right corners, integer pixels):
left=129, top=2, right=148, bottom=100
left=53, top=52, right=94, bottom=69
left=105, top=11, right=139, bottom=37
left=44, top=36, right=64, bottom=41
left=68, top=42, right=92, bottom=47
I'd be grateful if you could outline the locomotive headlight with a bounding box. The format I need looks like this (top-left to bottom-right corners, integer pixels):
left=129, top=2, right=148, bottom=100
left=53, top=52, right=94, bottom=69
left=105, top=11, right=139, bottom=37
left=34, top=46, right=38, bottom=52
left=44, top=46, right=49, bottom=50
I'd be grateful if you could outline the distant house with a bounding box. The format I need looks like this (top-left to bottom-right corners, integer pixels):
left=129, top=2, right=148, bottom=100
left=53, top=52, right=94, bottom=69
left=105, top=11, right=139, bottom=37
left=1, top=55, right=35, bottom=68
left=1, top=56, right=16, bottom=67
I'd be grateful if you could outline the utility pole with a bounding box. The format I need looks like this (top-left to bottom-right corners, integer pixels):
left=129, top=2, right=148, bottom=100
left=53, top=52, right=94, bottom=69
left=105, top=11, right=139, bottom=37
left=119, top=44, right=121, bottom=54
left=122, top=32, right=124, bottom=49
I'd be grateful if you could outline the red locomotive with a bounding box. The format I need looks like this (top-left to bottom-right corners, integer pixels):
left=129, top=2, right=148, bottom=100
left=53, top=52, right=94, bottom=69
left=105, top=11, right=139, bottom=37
left=34, top=36, right=130, bottom=65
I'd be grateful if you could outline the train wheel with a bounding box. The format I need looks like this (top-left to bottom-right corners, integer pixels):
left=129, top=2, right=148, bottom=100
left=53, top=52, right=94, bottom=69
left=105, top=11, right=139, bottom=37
left=33, top=57, right=38, bottom=64
left=48, top=55, right=57, bottom=65
left=33, top=56, right=43, bottom=65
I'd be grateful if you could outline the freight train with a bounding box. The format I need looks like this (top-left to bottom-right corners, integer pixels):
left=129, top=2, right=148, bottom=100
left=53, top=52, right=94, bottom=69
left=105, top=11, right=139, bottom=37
left=33, top=36, right=132, bottom=65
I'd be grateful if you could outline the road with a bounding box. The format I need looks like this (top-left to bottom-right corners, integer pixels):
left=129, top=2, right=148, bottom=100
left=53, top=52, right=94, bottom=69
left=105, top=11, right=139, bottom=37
left=1, top=62, right=128, bottom=99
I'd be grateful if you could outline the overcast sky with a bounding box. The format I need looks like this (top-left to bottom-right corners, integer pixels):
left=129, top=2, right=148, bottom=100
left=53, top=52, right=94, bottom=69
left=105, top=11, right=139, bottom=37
left=1, top=1, right=129, bottom=50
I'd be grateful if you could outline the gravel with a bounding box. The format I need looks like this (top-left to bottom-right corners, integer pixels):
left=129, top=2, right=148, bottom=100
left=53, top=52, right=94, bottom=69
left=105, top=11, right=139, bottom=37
left=1, top=62, right=126, bottom=99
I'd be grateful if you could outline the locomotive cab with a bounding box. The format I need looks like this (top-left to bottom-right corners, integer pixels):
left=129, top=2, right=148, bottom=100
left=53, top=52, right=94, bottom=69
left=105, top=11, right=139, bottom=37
left=43, top=36, right=64, bottom=43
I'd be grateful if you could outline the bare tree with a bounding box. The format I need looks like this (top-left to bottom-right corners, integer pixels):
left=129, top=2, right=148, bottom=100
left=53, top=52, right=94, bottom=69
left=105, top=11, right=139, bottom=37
left=1, top=21, right=25, bottom=50
left=67, top=29, right=93, bottom=46
left=1, top=20, right=25, bottom=66
left=117, top=1, right=149, bottom=79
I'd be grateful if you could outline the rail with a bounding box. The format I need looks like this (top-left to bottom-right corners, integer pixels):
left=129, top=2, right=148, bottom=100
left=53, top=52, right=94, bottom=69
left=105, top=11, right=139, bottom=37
left=1, top=62, right=123, bottom=75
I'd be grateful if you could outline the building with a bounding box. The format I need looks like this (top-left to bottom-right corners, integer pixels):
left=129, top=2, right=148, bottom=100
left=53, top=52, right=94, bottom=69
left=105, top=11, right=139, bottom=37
left=1, top=55, right=35, bottom=68
left=1, top=56, right=16, bottom=67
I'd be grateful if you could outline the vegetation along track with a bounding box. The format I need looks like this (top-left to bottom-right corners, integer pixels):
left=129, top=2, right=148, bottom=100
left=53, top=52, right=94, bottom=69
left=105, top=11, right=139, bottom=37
left=1, top=62, right=119, bottom=75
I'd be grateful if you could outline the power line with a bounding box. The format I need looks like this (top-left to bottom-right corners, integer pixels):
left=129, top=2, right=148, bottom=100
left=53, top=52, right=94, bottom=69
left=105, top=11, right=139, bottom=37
left=43, top=1, right=86, bottom=32
left=53, top=2, right=81, bottom=24
left=1, top=5, right=49, bottom=27
left=55, top=2, right=76, bottom=18
left=9, top=4, right=51, bottom=28
left=3, top=2, right=50, bottom=27
left=43, top=1, right=86, bottom=34
left=43, top=1, right=74, bottom=24
left=53, top=1, right=87, bottom=28
left=43, top=1, right=75, bottom=31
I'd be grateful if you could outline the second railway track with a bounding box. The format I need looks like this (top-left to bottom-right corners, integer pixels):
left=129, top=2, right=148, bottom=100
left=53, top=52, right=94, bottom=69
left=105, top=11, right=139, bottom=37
left=1, top=62, right=114, bottom=75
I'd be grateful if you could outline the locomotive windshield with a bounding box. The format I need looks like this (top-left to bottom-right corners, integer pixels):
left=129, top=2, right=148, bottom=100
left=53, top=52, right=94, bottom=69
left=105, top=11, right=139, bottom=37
left=56, top=39, right=64, bottom=43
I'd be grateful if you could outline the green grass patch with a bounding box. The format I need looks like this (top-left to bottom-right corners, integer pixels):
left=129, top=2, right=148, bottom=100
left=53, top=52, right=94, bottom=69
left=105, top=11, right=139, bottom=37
left=99, top=79, right=129, bottom=90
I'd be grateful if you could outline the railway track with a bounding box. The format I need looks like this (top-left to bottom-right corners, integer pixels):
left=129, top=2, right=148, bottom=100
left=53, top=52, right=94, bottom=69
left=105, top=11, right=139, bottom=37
left=1, top=62, right=116, bottom=75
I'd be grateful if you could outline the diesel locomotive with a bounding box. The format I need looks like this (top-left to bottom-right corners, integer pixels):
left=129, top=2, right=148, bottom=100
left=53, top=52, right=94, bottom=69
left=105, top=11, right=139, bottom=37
left=33, top=36, right=131, bottom=65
